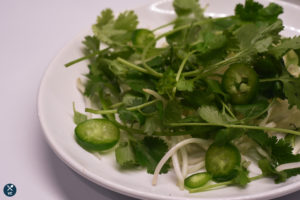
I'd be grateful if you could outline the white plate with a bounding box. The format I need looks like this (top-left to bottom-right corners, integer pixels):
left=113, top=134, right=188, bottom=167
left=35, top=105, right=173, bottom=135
left=38, top=0, right=300, bottom=199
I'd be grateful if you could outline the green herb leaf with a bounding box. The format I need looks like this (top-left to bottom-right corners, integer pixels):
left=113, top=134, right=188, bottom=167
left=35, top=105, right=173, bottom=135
left=132, top=136, right=169, bottom=174
left=177, top=78, right=194, bottom=92
left=92, top=9, right=138, bottom=46
left=235, top=0, right=282, bottom=23
left=198, top=105, right=234, bottom=124
left=214, top=128, right=244, bottom=145
left=233, top=99, right=269, bottom=120
left=258, top=159, right=287, bottom=183
left=115, top=141, right=137, bottom=168
left=281, top=76, right=300, bottom=109
left=118, top=106, right=145, bottom=125
left=144, top=116, right=163, bottom=135
left=247, top=130, right=300, bottom=165
left=73, top=103, right=87, bottom=125
left=232, top=166, right=250, bottom=187
left=173, top=0, right=201, bottom=16
left=269, top=36, right=300, bottom=59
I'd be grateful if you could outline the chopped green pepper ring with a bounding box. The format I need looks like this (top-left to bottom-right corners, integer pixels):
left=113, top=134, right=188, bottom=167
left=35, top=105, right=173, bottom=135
left=184, top=172, right=212, bottom=188
left=205, top=142, right=241, bottom=182
left=75, top=119, right=120, bottom=151
left=132, top=29, right=155, bottom=48
left=222, top=63, right=258, bottom=104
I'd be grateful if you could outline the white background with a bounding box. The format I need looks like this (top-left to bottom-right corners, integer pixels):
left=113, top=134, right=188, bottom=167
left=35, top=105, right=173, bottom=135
left=0, top=0, right=300, bottom=199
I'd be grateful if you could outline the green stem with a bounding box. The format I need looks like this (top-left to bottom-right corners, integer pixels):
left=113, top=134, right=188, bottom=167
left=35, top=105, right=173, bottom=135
left=172, top=50, right=197, bottom=96
left=65, top=51, right=100, bottom=67
left=188, top=174, right=264, bottom=193
left=166, top=122, right=300, bottom=136
left=152, top=20, right=176, bottom=32
left=109, top=102, right=124, bottom=109
left=116, top=57, right=152, bottom=75
left=220, top=99, right=237, bottom=120
left=64, top=47, right=110, bottom=67
left=182, top=49, right=249, bottom=78
left=142, top=20, right=210, bottom=78
left=259, top=78, right=281, bottom=83
left=85, top=99, right=159, bottom=115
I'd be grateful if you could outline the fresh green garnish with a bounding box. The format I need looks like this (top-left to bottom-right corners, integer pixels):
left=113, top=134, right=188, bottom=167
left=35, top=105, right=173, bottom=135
left=67, top=0, right=300, bottom=194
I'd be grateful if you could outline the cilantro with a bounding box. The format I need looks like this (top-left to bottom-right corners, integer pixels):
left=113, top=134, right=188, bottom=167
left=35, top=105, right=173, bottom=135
left=82, top=36, right=100, bottom=54
left=72, top=103, right=87, bottom=125
left=92, top=9, right=138, bottom=46
left=177, top=78, right=194, bottom=92
left=282, top=77, right=300, bottom=109
left=235, top=0, right=282, bottom=23
left=206, top=79, right=228, bottom=100
left=118, top=106, right=145, bottom=125
left=269, top=36, right=300, bottom=59
left=198, top=105, right=235, bottom=124
left=247, top=130, right=300, bottom=165
left=233, top=99, right=269, bottom=120
left=258, top=159, right=287, bottom=183
left=214, top=128, right=244, bottom=145
left=115, top=141, right=137, bottom=168
left=144, top=116, right=163, bottom=135
left=173, top=0, right=203, bottom=17
left=232, top=166, right=250, bottom=187
left=132, top=136, right=169, bottom=174
left=157, top=69, right=176, bottom=98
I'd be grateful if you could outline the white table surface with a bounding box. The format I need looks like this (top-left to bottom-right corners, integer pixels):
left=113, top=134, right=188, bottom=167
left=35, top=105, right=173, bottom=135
left=1, top=0, right=300, bottom=199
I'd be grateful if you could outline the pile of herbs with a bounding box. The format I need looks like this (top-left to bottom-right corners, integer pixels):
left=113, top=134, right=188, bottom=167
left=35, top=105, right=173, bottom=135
left=67, top=0, right=300, bottom=192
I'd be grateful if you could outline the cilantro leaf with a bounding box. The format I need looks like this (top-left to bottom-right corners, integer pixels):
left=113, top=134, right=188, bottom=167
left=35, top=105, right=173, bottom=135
left=114, top=11, right=138, bottom=31
left=214, top=128, right=244, bottom=145
left=164, top=100, right=182, bottom=122
left=247, top=130, right=300, bottom=165
left=144, top=116, right=163, bottom=135
left=82, top=36, right=100, bottom=54
left=126, top=78, right=155, bottom=94
left=115, top=141, right=137, bottom=168
left=177, top=78, right=194, bottom=92
left=173, top=0, right=202, bottom=16
left=282, top=77, right=300, bottom=109
left=92, top=9, right=138, bottom=46
left=206, top=79, right=228, bottom=100
left=198, top=105, right=235, bottom=124
left=132, top=136, right=169, bottom=174
left=157, top=69, right=176, bottom=98
left=269, top=36, right=300, bottom=59
left=235, top=0, right=282, bottom=23
left=258, top=159, right=287, bottom=183
left=232, top=166, right=250, bottom=187
left=72, top=103, right=87, bottom=125
left=233, top=99, right=269, bottom=120
left=118, top=106, right=145, bottom=125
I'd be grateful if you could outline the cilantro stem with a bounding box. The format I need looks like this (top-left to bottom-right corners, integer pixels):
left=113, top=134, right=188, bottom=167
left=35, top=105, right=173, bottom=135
left=142, top=20, right=210, bottom=78
left=220, top=99, right=237, bottom=120
left=259, top=78, right=281, bottom=82
left=182, top=49, right=250, bottom=78
left=109, top=102, right=124, bottom=109
left=187, top=174, right=263, bottom=193
left=152, top=20, right=176, bottom=32
left=85, top=99, right=159, bottom=115
left=116, top=57, right=151, bottom=75
left=172, top=50, right=197, bottom=96
left=166, top=122, right=300, bottom=136
left=64, top=47, right=109, bottom=67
